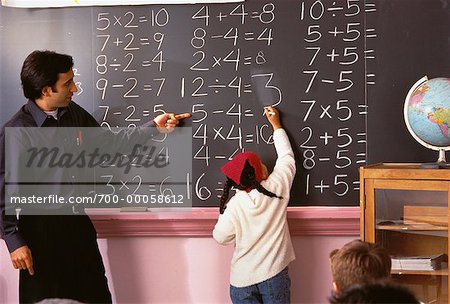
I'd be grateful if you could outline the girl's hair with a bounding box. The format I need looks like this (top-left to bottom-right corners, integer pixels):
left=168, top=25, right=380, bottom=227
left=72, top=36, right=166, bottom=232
left=219, top=161, right=282, bottom=214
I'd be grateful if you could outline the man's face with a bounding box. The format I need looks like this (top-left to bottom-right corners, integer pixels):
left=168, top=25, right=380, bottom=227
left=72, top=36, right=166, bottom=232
left=39, top=69, right=77, bottom=111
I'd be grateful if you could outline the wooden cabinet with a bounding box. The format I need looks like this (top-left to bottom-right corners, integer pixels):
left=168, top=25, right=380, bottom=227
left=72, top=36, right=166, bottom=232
left=360, top=164, right=449, bottom=304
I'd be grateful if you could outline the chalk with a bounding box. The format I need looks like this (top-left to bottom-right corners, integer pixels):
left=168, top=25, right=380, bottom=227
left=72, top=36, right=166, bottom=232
left=264, top=106, right=275, bottom=116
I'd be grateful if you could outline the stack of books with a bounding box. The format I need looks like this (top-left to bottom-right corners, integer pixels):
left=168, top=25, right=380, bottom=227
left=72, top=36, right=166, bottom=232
left=391, top=253, right=447, bottom=271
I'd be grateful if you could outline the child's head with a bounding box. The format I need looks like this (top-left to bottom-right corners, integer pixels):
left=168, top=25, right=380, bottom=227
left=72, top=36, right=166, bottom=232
left=219, top=151, right=280, bottom=214
left=329, top=240, right=392, bottom=294
left=221, top=152, right=265, bottom=186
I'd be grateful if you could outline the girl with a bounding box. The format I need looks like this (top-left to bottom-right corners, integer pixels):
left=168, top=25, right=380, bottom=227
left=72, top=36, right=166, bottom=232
left=213, top=106, right=296, bottom=304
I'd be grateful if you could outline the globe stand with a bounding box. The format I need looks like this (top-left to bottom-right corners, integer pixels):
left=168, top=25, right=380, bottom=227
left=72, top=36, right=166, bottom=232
left=421, top=149, right=450, bottom=169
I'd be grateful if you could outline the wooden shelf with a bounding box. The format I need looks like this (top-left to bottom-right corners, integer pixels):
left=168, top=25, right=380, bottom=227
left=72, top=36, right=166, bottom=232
left=362, top=163, right=450, bottom=180
left=361, top=163, right=450, bottom=304
left=392, top=269, right=448, bottom=276
left=377, top=223, right=448, bottom=231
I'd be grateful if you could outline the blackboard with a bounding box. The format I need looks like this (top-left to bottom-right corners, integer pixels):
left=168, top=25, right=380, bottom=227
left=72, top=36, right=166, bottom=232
left=1, top=0, right=448, bottom=207
left=366, top=0, right=450, bottom=164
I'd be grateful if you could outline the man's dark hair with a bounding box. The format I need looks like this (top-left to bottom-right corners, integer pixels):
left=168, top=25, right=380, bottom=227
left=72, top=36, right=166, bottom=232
left=329, top=280, right=420, bottom=304
left=21, top=50, right=74, bottom=101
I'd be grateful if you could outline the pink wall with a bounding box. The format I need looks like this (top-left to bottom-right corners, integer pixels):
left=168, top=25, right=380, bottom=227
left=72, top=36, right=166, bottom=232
left=101, top=235, right=356, bottom=303
left=0, top=207, right=359, bottom=303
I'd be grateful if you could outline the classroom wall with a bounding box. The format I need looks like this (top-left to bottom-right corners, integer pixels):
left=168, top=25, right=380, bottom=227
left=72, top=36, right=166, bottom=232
left=0, top=233, right=356, bottom=304
left=103, top=235, right=356, bottom=304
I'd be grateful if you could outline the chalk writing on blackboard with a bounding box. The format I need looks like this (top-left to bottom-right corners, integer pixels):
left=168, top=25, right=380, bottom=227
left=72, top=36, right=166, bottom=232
left=83, top=1, right=371, bottom=206
left=2, top=0, right=448, bottom=206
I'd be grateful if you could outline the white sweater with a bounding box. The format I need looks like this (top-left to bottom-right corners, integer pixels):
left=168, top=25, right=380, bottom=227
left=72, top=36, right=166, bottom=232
left=213, top=128, right=296, bottom=287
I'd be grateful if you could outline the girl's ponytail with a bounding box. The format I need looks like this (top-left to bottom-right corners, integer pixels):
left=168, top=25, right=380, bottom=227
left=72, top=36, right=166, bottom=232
left=219, top=179, right=234, bottom=214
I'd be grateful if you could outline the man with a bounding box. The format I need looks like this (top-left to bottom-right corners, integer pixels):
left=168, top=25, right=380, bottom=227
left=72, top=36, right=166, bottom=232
left=0, top=50, right=190, bottom=303
left=329, top=239, right=392, bottom=295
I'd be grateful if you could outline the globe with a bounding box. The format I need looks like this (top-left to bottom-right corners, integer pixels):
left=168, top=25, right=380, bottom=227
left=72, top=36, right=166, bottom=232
left=404, top=76, right=450, bottom=164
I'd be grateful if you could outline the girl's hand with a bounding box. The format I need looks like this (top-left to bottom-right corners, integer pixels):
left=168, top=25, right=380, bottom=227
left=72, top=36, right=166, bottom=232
left=264, top=106, right=281, bottom=130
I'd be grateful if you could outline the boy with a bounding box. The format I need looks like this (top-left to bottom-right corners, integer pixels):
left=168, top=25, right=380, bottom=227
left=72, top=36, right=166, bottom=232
left=329, top=239, right=391, bottom=294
